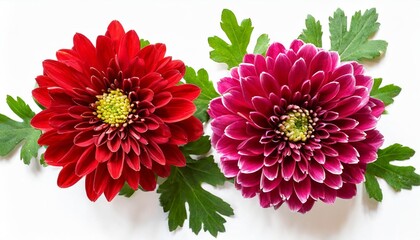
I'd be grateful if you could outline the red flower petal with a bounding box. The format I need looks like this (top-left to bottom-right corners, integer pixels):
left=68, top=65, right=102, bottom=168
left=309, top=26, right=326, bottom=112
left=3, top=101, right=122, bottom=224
left=57, top=163, right=82, bottom=188
left=154, top=98, right=196, bottom=123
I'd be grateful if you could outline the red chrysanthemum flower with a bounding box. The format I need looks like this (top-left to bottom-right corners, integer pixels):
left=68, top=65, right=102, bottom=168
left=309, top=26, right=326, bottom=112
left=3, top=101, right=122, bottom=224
left=31, top=21, right=203, bottom=201
left=209, top=40, right=385, bottom=213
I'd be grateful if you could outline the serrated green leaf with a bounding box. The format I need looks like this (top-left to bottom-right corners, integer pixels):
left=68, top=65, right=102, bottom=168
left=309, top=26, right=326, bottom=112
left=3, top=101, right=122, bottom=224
left=365, top=144, right=419, bottom=201
left=253, top=34, right=270, bottom=55
left=298, top=14, right=323, bottom=47
left=208, top=9, right=253, bottom=69
left=329, top=8, right=387, bottom=61
left=0, top=96, right=41, bottom=164
left=184, top=66, right=219, bottom=122
left=140, top=39, right=150, bottom=48
left=118, top=182, right=136, bottom=198
left=158, top=156, right=233, bottom=237
left=181, top=136, right=211, bottom=156
left=370, top=78, right=401, bottom=106
left=39, top=153, right=48, bottom=167
left=364, top=172, right=383, bottom=201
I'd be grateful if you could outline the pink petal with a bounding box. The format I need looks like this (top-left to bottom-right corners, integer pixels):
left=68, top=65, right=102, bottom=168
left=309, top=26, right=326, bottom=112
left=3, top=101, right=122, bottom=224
left=237, top=171, right=261, bottom=187
left=266, top=42, right=286, bottom=59
left=239, top=155, right=264, bottom=173
left=297, top=44, right=317, bottom=65
left=324, top=172, right=343, bottom=189
left=288, top=58, right=307, bottom=92
left=308, top=162, right=325, bottom=183
left=294, top=177, right=311, bottom=203
left=262, top=164, right=279, bottom=180
left=261, top=176, right=281, bottom=192
left=273, top=53, right=292, bottom=86
left=309, top=51, right=332, bottom=76
left=323, top=156, right=343, bottom=174
left=281, top=157, right=295, bottom=181
left=317, top=82, right=340, bottom=103
left=337, top=183, right=357, bottom=199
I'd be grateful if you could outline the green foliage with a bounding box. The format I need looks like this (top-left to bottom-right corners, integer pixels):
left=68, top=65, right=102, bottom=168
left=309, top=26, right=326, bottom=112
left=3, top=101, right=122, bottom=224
left=181, top=136, right=211, bottom=156
left=253, top=34, right=270, bottom=55
left=140, top=39, right=150, bottom=48
left=0, top=96, right=41, bottom=164
left=184, top=66, right=219, bottom=122
left=119, top=183, right=136, bottom=198
left=298, top=15, right=323, bottom=47
left=370, top=78, right=401, bottom=106
left=365, top=144, right=419, bottom=202
left=158, top=156, right=233, bottom=237
left=329, top=8, right=387, bottom=61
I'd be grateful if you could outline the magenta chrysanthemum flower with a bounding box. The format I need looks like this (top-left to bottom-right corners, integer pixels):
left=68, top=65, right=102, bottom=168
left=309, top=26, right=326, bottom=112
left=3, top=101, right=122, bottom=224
left=209, top=40, right=385, bottom=213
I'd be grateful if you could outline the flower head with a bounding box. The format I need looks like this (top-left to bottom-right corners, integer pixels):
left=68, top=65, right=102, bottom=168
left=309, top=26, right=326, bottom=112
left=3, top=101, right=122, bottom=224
left=31, top=21, right=203, bottom=201
left=209, top=40, right=384, bottom=213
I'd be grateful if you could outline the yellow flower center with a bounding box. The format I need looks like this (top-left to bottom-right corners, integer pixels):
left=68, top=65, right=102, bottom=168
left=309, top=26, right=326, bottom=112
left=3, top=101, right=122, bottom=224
left=95, top=89, right=131, bottom=127
left=279, top=106, right=315, bottom=142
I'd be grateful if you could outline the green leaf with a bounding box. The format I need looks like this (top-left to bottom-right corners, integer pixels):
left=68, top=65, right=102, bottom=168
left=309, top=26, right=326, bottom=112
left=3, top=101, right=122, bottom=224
left=181, top=136, right=211, bottom=156
left=140, top=39, right=150, bottom=48
left=364, top=172, right=383, bottom=201
left=370, top=78, right=401, bottom=106
left=0, top=96, right=41, bottom=164
left=253, top=34, right=270, bottom=55
left=158, top=156, right=233, bottom=237
left=329, top=8, right=388, bottom=61
left=184, top=66, right=219, bottom=122
left=208, top=9, right=253, bottom=69
left=298, top=14, right=323, bottom=47
left=365, top=144, right=419, bottom=201
left=118, top=182, right=136, bottom=198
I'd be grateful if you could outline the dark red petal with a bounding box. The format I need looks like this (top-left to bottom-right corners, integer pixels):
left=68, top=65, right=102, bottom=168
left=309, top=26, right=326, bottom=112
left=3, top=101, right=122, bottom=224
left=57, top=163, right=82, bottom=188
left=147, top=141, right=166, bottom=165
left=139, top=168, right=157, bottom=191
left=152, top=91, right=172, bottom=108
left=93, top=163, right=109, bottom=194
left=124, top=168, right=140, bottom=190
left=162, top=144, right=186, bottom=167
left=169, top=84, right=200, bottom=101
left=96, top=35, right=115, bottom=70
left=73, top=33, right=97, bottom=69
left=85, top=173, right=101, bottom=202
left=75, top=146, right=98, bottom=176
left=105, top=20, right=125, bottom=52
left=107, top=151, right=124, bottom=179
left=104, top=177, right=125, bottom=201
left=43, top=60, right=86, bottom=90
left=118, top=30, right=140, bottom=70
left=155, top=98, right=196, bottom=123
left=324, top=156, right=343, bottom=174
left=32, top=88, right=51, bottom=108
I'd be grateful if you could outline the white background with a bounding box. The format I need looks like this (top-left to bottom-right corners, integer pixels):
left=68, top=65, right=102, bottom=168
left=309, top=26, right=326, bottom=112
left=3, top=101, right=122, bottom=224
left=0, top=0, right=419, bottom=239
